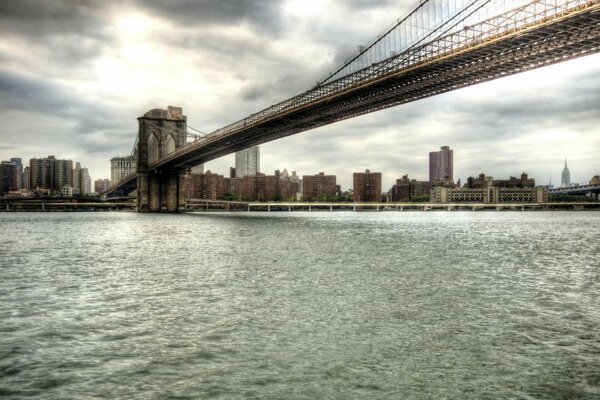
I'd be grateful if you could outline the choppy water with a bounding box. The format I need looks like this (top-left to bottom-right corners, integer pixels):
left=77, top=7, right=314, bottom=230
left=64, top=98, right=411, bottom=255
left=1, top=211, right=599, bottom=399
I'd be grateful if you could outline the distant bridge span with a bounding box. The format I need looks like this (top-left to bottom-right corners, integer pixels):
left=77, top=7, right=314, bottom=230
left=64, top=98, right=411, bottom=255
left=550, top=184, right=600, bottom=198
left=106, top=0, right=600, bottom=211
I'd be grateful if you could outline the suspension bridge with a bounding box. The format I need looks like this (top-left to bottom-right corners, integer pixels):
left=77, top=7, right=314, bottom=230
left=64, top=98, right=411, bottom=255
left=105, top=0, right=600, bottom=212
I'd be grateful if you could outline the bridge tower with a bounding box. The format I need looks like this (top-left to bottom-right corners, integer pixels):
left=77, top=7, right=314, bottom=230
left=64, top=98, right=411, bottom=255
left=137, top=106, right=188, bottom=212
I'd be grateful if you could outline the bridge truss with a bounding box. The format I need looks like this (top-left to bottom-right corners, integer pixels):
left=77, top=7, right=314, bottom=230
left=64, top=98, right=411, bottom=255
left=108, top=0, right=600, bottom=196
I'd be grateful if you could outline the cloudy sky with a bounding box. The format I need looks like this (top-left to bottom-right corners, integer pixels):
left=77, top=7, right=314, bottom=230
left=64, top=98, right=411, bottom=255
left=1, top=0, right=599, bottom=190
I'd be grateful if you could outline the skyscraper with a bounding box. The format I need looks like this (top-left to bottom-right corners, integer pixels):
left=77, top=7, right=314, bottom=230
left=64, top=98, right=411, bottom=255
left=29, top=156, right=73, bottom=193
left=0, top=161, right=18, bottom=194
left=10, top=158, right=23, bottom=189
left=429, top=146, right=453, bottom=182
left=561, top=159, right=571, bottom=187
left=235, top=146, right=260, bottom=178
left=73, top=162, right=81, bottom=194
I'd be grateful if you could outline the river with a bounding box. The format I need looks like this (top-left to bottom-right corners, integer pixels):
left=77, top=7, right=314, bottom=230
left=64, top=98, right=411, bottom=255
left=1, top=211, right=599, bottom=399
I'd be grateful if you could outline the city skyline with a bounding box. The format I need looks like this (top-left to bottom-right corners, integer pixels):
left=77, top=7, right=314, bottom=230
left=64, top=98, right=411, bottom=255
left=0, top=1, right=599, bottom=190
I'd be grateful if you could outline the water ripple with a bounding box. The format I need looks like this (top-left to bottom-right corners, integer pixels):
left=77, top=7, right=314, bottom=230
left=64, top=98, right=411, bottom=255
left=0, top=211, right=599, bottom=399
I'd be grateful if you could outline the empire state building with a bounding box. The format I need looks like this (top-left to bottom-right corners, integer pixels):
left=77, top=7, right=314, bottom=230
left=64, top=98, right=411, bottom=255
left=561, top=159, right=571, bottom=188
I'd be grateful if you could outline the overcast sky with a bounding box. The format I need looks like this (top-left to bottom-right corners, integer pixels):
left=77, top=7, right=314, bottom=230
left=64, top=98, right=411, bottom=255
left=1, top=0, right=599, bottom=190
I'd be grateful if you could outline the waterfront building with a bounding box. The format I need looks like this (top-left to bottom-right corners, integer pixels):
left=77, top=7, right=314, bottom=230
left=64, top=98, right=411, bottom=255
left=111, top=156, right=136, bottom=184
left=590, top=175, right=600, bottom=185
left=431, top=175, right=547, bottom=203
left=62, top=185, right=73, bottom=198
left=303, top=172, right=336, bottom=200
left=225, top=177, right=240, bottom=198
left=235, top=146, right=260, bottom=177
left=10, top=158, right=23, bottom=189
left=353, top=169, right=382, bottom=202
left=94, top=179, right=111, bottom=193
left=0, top=161, right=18, bottom=194
left=465, top=172, right=535, bottom=189
left=29, top=155, right=73, bottom=194
left=276, top=168, right=302, bottom=199
left=561, top=159, right=571, bottom=187
left=187, top=171, right=227, bottom=200
left=222, top=171, right=300, bottom=201
left=429, top=146, right=453, bottom=182
left=391, top=175, right=436, bottom=202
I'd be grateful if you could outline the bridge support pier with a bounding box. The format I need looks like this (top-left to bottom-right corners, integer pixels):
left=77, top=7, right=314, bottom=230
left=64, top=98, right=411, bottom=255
left=137, top=169, right=187, bottom=213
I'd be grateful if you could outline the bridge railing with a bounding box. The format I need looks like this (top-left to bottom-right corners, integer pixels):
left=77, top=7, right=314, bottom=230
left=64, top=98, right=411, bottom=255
left=201, top=0, right=595, bottom=143
left=136, top=0, right=597, bottom=173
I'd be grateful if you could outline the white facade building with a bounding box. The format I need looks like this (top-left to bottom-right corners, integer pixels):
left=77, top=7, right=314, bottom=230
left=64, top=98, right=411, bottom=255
left=111, top=156, right=136, bottom=184
left=235, top=146, right=260, bottom=178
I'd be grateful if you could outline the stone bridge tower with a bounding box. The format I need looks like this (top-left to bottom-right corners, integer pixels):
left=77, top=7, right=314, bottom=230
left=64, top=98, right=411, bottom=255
left=137, top=106, right=188, bottom=212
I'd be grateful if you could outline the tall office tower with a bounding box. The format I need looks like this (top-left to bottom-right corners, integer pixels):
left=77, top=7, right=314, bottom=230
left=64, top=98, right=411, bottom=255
left=353, top=169, right=382, bottom=202
left=10, top=158, right=23, bottom=188
left=29, top=156, right=73, bottom=193
left=81, top=168, right=91, bottom=194
left=429, top=146, right=453, bottom=182
left=0, top=161, right=18, bottom=194
left=235, top=146, right=260, bottom=178
left=23, top=166, right=30, bottom=190
left=561, top=159, right=571, bottom=187
left=111, top=156, right=136, bottom=183
left=73, top=162, right=81, bottom=194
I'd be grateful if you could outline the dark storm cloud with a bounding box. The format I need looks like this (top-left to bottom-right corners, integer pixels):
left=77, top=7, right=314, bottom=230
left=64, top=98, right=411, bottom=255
left=0, top=69, right=102, bottom=122
left=0, top=68, right=131, bottom=157
left=132, top=0, right=283, bottom=32
left=0, top=0, right=111, bottom=39
left=0, top=1, right=113, bottom=74
left=0, top=69, right=78, bottom=114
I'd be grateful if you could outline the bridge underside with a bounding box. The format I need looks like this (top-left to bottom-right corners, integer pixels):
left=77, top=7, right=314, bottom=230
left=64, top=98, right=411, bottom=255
left=107, top=5, right=600, bottom=206
left=155, top=7, right=599, bottom=171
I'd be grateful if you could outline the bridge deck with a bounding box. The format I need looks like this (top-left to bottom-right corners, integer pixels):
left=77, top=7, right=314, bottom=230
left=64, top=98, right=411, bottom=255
left=107, top=0, right=600, bottom=196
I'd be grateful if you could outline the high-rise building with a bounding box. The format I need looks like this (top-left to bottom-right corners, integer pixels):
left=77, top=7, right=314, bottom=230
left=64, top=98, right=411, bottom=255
left=29, top=156, right=73, bottom=193
left=303, top=172, right=336, bottom=200
left=429, top=146, right=453, bottom=182
left=0, top=161, right=18, bottom=194
left=235, top=146, right=260, bottom=178
left=23, top=166, right=30, bottom=190
left=111, top=156, right=136, bottom=184
left=353, top=169, right=382, bottom=202
left=72, top=162, right=91, bottom=195
left=561, top=159, right=571, bottom=187
left=81, top=168, right=91, bottom=195
left=10, top=158, right=23, bottom=189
